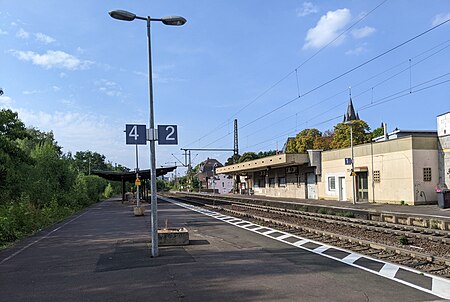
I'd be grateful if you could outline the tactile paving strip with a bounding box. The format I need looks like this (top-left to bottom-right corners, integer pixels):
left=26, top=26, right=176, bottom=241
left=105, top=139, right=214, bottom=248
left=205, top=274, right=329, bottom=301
left=166, top=198, right=450, bottom=300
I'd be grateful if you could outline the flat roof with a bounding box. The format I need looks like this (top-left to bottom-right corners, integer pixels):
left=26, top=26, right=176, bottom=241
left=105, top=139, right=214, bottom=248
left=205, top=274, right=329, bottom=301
left=216, top=153, right=309, bottom=174
left=92, top=166, right=176, bottom=182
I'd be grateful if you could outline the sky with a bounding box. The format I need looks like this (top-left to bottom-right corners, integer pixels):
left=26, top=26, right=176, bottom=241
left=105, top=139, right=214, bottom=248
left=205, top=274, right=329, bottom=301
left=1, top=0, right=449, bottom=175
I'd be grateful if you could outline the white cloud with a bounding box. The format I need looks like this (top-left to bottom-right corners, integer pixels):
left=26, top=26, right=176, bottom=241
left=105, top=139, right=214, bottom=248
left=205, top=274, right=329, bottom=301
left=34, top=32, right=55, bottom=44
left=345, top=46, right=366, bottom=56
left=303, top=8, right=351, bottom=50
left=2, top=95, right=123, bottom=162
left=60, top=99, right=74, bottom=106
left=133, top=71, right=148, bottom=78
left=297, top=2, right=319, bottom=17
left=10, top=50, right=93, bottom=70
left=59, top=72, right=67, bottom=78
left=53, top=86, right=61, bottom=91
left=0, top=29, right=8, bottom=35
left=432, top=13, right=450, bottom=26
left=23, top=89, right=43, bottom=95
left=351, top=26, right=376, bottom=39
left=16, top=28, right=29, bottom=39
left=0, top=95, right=13, bottom=108
left=95, top=79, right=122, bottom=97
left=16, top=108, right=124, bottom=160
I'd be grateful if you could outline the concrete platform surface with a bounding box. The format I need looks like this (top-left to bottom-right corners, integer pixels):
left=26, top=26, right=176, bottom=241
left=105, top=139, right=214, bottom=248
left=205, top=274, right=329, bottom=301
left=206, top=192, right=450, bottom=218
left=0, top=197, right=444, bottom=302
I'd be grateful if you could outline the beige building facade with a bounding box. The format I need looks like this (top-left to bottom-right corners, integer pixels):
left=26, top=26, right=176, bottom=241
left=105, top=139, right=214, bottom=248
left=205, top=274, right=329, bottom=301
left=216, top=100, right=444, bottom=205
left=217, top=135, right=439, bottom=205
left=216, top=153, right=320, bottom=199
left=320, top=135, right=438, bottom=205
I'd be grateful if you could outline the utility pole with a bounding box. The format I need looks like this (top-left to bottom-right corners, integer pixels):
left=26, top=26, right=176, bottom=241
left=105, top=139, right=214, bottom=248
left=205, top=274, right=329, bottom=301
left=233, top=119, right=239, bottom=163
left=233, top=119, right=239, bottom=193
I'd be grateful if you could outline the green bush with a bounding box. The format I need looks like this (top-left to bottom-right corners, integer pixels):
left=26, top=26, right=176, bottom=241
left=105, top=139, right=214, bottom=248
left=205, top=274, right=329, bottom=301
left=103, top=183, right=114, bottom=199
left=318, top=208, right=327, bottom=214
left=336, top=211, right=355, bottom=218
left=399, top=235, right=409, bottom=245
left=0, top=196, right=75, bottom=247
left=0, top=110, right=120, bottom=248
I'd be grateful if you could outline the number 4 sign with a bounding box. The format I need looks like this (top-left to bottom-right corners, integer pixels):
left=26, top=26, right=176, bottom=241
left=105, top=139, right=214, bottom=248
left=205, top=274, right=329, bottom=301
left=125, top=124, right=147, bottom=145
left=157, top=125, right=178, bottom=145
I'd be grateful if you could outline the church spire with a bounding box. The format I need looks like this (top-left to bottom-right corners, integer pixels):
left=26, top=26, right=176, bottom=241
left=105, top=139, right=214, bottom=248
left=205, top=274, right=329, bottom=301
left=343, top=88, right=360, bottom=122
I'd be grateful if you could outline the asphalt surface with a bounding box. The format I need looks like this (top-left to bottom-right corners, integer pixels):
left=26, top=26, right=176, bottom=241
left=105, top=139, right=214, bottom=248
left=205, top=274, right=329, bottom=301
left=0, top=197, right=444, bottom=302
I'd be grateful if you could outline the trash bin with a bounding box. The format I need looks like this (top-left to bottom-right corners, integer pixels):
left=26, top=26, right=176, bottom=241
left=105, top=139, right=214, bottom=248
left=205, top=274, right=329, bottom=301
left=437, top=190, right=450, bottom=209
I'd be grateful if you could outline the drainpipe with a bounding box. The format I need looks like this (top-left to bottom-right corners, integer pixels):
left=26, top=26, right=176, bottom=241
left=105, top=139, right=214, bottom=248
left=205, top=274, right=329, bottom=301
left=371, top=141, right=375, bottom=203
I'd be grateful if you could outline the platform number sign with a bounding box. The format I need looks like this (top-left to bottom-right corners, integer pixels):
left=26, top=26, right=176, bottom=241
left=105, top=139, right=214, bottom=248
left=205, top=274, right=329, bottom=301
left=158, top=125, right=178, bottom=145
left=125, top=124, right=147, bottom=145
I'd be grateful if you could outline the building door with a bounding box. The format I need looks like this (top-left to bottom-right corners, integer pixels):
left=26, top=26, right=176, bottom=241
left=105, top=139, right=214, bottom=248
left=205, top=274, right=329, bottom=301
left=338, top=177, right=345, bottom=201
left=357, top=172, right=369, bottom=201
left=306, top=173, right=317, bottom=199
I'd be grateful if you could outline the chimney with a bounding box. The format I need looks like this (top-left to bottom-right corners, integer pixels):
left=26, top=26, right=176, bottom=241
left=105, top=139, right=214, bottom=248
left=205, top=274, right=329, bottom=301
left=383, top=123, right=388, bottom=140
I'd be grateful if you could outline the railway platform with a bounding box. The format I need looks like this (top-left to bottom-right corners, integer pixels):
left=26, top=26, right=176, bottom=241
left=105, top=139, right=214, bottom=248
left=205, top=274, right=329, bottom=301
left=0, top=197, right=446, bottom=301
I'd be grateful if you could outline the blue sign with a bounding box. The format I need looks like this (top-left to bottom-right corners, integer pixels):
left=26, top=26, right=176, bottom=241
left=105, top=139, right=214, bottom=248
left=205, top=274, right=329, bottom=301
left=158, top=125, right=178, bottom=145
left=345, top=158, right=353, bottom=165
left=125, top=124, right=147, bottom=145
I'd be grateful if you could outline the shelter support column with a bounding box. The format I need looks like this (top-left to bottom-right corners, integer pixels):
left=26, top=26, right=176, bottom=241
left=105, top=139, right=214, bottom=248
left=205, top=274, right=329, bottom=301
left=121, top=176, right=125, bottom=202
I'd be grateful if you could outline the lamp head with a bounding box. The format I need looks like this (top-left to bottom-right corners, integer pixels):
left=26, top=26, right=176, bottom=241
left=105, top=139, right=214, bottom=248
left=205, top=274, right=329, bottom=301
left=161, top=16, right=187, bottom=26
left=109, top=10, right=136, bottom=21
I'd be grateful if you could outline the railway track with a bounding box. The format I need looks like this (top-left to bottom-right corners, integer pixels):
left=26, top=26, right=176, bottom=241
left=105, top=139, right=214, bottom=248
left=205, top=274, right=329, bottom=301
left=163, top=193, right=450, bottom=278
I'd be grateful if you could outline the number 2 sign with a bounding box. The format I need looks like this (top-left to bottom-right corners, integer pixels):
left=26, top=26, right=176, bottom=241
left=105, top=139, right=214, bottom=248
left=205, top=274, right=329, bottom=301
left=157, top=125, right=178, bottom=145
left=125, top=124, right=147, bottom=145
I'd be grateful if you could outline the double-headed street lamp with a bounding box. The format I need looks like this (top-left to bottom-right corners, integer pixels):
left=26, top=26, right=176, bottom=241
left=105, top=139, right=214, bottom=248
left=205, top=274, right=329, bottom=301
left=109, top=9, right=186, bottom=257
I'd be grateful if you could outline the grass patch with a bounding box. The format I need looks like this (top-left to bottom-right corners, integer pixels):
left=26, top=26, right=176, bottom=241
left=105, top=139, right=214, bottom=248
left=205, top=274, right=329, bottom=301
left=336, top=211, right=355, bottom=218
left=399, top=235, right=409, bottom=245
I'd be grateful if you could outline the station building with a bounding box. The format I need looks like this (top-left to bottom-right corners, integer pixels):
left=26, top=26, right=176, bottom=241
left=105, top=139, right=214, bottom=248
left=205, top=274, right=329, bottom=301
left=216, top=103, right=448, bottom=206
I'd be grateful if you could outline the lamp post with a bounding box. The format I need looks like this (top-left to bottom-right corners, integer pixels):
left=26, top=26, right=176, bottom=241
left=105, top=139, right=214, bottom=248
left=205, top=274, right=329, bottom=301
left=135, top=144, right=140, bottom=208
left=109, top=9, right=186, bottom=257
left=345, top=121, right=356, bottom=205
left=213, top=163, right=218, bottom=194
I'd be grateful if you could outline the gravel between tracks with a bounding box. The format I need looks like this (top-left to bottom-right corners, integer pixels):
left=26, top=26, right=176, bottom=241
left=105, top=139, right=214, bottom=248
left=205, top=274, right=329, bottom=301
left=229, top=204, right=450, bottom=259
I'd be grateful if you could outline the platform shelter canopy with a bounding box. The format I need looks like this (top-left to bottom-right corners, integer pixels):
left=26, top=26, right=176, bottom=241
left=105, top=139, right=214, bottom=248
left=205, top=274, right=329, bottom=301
left=92, top=166, right=176, bottom=182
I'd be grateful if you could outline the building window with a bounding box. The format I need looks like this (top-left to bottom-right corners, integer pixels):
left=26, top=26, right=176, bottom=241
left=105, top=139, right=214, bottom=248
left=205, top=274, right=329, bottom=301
left=373, top=170, right=380, bottom=183
left=258, top=179, right=265, bottom=188
left=269, top=178, right=275, bottom=187
left=278, top=176, right=286, bottom=187
left=328, top=176, right=336, bottom=191
left=423, top=167, right=432, bottom=182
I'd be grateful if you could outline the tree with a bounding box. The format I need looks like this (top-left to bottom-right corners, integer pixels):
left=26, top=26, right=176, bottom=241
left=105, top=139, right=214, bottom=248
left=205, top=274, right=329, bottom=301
left=72, top=151, right=108, bottom=174
left=26, top=141, right=77, bottom=207
left=0, top=109, right=32, bottom=202
left=257, top=150, right=277, bottom=157
left=371, top=126, right=384, bottom=138
left=225, top=154, right=240, bottom=166
left=313, top=130, right=334, bottom=151
left=286, top=128, right=322, bottom=153
left=19, top=128, right=62, bottom=155
left=330, top=120, right=371, bottom=149
left=238, top=152, right=259, bottom=163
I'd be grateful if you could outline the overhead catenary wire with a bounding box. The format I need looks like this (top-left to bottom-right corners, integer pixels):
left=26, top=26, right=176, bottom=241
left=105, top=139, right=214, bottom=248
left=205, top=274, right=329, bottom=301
left=201, top=39, right=450, bottom=150
left=239, top=17, right=450, bottom=131
left=245, top=73, right=450, bottom=152
left=185, top=0, right=389, bottom=148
